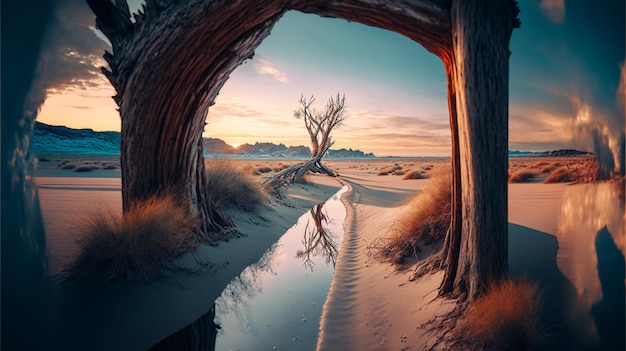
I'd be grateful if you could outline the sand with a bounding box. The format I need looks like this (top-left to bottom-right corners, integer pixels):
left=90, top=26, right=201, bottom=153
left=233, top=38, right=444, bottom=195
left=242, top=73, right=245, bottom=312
left=35, top=156, right=620, bottom=350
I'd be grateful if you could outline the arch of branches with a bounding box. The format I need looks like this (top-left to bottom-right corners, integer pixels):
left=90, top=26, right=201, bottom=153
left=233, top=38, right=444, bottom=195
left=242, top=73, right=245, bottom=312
left=88, top=0, right=519, bottom=300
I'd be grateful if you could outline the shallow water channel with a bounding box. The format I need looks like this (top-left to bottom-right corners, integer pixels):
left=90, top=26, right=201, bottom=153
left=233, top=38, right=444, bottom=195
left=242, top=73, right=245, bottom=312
left=154, top=186, right=349, bottom=351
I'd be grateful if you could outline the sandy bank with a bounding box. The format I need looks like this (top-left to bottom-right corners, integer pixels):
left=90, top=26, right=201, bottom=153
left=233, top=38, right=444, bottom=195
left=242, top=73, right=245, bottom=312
left=38, top=173, right=342, bottom=350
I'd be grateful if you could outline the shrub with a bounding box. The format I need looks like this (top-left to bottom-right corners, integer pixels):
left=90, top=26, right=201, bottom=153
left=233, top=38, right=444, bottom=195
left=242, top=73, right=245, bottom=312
left=377, top=168, right=451, bottom=263
left=60, top=163, right=77, bottom=170
left=64, top=195, right=198, bottom=284
left=377, top=164, right=402, bottom=176
left=74, top=165, right=97, bottom=172
left=543, top=166, right=573, bottom=183
left=509, top=169, right=538, bottom=183
left=206, top=159, right=267, bottom=211
left=402, top=169, right=425, bottom=180
left=532, top=161, right=550, bottom=168
left=257, top=166, right=273, bottom=174
left=466, top=278, right=545, bottom=350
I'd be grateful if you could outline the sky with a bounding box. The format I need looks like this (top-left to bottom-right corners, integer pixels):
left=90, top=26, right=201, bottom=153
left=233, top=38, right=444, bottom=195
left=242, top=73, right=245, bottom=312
left=35, top=0, right=625, bottom=158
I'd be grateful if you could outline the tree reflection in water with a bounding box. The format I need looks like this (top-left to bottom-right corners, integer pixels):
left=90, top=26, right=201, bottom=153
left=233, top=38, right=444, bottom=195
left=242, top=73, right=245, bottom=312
left=215, top=243, right=278, bottom=336
left=150, top=245, right=278, bottom=350
left=149, top=304, right=220, bottom=351
left=297, top=202, right=339, bottom=271
left=151, top=186, right=348, bottom=350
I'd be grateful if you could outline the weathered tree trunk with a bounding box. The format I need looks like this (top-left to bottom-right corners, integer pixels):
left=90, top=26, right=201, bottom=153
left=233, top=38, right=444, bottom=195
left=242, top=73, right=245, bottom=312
left=87, top=0, right=288, bottom=241
left=263, top=143, right=338, bottom=194
left=438, top=55, right=463, bottom=295
left=448, top=0, right=520, bottom=300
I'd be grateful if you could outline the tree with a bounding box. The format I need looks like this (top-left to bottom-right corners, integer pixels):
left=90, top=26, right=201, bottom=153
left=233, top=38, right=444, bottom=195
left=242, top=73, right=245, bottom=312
left=263, top=93, right=346, bottom=191
left=438, top=0, right=520, bottom=300
left=86, top=0, right=518, bottom=300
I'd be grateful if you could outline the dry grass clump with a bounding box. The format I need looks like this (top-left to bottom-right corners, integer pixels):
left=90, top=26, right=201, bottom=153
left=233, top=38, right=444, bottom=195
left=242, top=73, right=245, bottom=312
left=402, top=169, right=426, bottom=180
left=375, top=169, right=451, bottom=264
left=74, top=165, right=97, bottom=172
left=206, top=159, right=267, bottom=211
left=64, top=195, right=198, bottom=285
left=377, top=164, right=402, bottom=176
left=256, top=166, right=273, bottom=174
left=508, top=169, right=538, bottom=183
left=532, top=161, right=550, bottom=168
left=539, top=165, right=556, bottom=173
left=543, top=166, right=573, bottom=183
left=60, top=163, right=77, bottom=170
left=466, top=278, right=545, bottom=350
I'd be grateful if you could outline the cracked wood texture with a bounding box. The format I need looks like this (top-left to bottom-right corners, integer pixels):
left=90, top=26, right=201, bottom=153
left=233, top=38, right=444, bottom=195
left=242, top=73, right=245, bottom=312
left=88, top=0, right=518, bottom=298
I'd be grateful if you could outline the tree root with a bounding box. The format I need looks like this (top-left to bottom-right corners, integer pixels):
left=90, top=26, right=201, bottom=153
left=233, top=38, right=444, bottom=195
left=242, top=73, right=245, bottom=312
left=409, top=252, right=445, bottom=281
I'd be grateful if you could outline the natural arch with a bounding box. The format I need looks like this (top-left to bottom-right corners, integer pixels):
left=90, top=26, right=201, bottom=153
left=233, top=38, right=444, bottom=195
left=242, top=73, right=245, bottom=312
left=88, top=0, right=519, bottom=300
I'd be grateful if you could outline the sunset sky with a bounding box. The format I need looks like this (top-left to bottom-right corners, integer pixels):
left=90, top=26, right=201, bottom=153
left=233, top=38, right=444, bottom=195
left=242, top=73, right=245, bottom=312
left=36, top=0, right=624, bottom=157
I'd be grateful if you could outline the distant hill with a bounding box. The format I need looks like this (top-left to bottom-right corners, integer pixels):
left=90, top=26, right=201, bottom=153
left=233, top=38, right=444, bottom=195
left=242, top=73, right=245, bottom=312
left=508, top=149, right=592, bottom=157
left=32, top=122, right=590, bottom=159
left=32, top=121, right=121, bottom=155
left=32, top=122, right=376, bottom=158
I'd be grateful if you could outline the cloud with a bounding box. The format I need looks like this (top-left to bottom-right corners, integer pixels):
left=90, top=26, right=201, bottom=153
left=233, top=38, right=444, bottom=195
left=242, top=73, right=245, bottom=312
left=540, top=0, right=566, bottom=23
left=26, top=0, right=111, bottom=116
left=337, top=110, right=451, bottom=154
left=254, top=59, right=289, bottom=83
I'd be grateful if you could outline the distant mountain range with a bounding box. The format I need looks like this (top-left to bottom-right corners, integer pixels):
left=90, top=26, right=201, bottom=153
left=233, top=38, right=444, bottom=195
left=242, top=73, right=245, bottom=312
left=31, top=122, right=376, bottom=158
left=508, top=149, right=591, bottom=157
left=31, top=122, right=591, bottom=159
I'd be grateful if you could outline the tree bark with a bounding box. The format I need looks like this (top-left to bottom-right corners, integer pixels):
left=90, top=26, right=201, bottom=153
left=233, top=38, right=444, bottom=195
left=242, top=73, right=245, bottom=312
left=448, top=0, right=519, bottom=300
left=88, top=0, right=289, bottom=241
left=438, top=54, right=462, bottom=295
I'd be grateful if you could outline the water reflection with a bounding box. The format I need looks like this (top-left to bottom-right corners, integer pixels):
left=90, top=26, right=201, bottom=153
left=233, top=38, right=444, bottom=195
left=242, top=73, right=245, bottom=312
left=153, top=186, right=348, bottom=351
left=214, top=186, right=347, bottom=350
left=149, top=304, right=220, bottom=351
left=556, top=182, right=625, bottom=347
left=217, top=244, right=278, bottom=337
left=296, top=202, right=339, bottom=271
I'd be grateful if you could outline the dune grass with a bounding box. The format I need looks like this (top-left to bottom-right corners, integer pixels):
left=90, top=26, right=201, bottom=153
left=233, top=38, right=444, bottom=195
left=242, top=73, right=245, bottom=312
left=74, top=165, right=97, bottom=172
left=402, top=169, right=426, bottom=180
left=256, top=166, right=273, bottom=174
left=466, top=278, right=546, bottom=350
left=509, top=169, right=538, bottom=183
left=375, top=168, right=451, bottom=264
left=64, top=195, right=198, bottom=285
left=544, top=166, right=573, bottom=183
left=377, top=164, right=402, bottom=176
left=205, top=159, right=267, bottom=211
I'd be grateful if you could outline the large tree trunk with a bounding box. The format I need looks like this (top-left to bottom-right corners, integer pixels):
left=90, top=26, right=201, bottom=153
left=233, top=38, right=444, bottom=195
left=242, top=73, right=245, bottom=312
left=439, top=55, right=462, bottom=295
left=448, top=0, right=519, bottom=300
left=87, top=0, right=288, bottom=241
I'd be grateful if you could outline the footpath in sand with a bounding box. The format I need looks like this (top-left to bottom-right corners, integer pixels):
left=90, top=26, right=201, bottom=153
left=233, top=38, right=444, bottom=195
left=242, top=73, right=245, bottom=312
left=317, top=166, right=456, bottom=351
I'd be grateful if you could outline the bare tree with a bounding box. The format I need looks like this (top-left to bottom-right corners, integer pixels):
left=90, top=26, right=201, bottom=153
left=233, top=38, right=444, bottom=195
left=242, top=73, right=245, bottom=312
left=264, top=94, right=346, bottom=192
